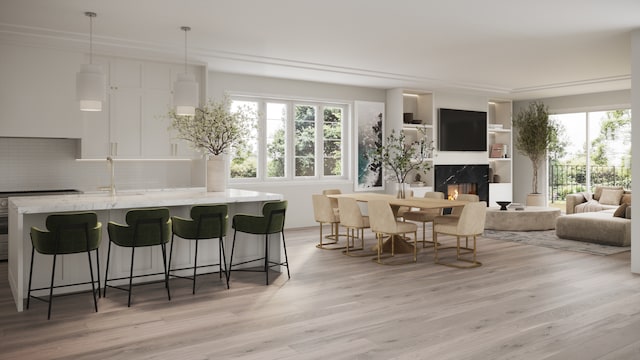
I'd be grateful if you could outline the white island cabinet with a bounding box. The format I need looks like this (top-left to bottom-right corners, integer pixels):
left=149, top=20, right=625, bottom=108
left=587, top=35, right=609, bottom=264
left=8, top=188, right=283, bottom=312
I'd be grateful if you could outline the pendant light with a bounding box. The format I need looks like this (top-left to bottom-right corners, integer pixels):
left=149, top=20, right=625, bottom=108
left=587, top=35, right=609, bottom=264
left=173, top=26, right=199, bottom=116
left=76, top=11, right=106, bottom=112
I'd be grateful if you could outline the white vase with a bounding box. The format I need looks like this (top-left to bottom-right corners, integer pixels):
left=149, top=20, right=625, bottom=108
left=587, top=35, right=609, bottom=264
left=395, top=182, right=411, bottom=199
left=206, top=154, right=228, bottom=192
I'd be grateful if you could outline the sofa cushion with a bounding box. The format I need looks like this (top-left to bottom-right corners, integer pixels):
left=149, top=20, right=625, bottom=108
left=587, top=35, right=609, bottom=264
left=613, top=203, right=628, bottom=218
left=593, top=186, right=623, bottom=201
left=621, top=193, right=632, bottom=206
left=600, top=188, right=624, bottom=205
left=556, top=211, right=630, bottom=247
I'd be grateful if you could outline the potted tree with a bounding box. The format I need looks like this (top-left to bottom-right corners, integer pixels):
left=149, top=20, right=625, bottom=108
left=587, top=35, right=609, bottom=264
left=369, top=126, right=433, bottom=198
left=167, top=95, right=255, bottom=192
left=512, top=101, right=557, bottom=206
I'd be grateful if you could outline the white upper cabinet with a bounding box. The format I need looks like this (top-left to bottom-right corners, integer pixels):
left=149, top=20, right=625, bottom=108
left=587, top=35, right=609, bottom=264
left=80, top=56, right=202, bottom=159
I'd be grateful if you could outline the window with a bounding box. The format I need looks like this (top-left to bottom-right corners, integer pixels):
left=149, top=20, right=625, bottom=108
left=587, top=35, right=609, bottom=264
left=230, top=97, right=348, bottom=182
left=549, top=109, right=631, bottom=202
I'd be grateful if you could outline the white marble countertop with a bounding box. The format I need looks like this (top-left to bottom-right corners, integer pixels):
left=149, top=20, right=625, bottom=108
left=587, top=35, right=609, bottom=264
left=8, top=188, right=283, bottom=214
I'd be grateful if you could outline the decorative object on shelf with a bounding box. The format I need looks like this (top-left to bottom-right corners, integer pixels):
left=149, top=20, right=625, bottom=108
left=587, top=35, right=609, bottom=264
left=76, top=11, right=105, bottom=112
left=412, top=173, right=424, bottom=187
left=403, top=113, right=413, bottom=124
left=355, top=101, right=384, bottom=191
left=490, top=143, right=506, bottom=158
left=369, top=126, right=434, bottom=199
left=496, top=201, right=511, bottom=211
left=512, top=101, right=558, bottom=205
left=167, top=95, right=256, bottom=192
left=173, top=26, right=199, bottom=116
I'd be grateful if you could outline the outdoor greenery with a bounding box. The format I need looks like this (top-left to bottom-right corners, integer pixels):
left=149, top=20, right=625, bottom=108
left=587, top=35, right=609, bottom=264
left=513, top=101, right=558, bottom=194
left=548, top=109, right=632, bottom=202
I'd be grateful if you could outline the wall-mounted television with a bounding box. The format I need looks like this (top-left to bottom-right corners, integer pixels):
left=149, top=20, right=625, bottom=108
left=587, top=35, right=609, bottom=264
left=438, top=108, right=487, bottom=151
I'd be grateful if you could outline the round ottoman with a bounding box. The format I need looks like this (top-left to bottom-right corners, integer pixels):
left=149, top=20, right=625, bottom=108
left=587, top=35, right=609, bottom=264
left=485, top=206, right=561, bottom=231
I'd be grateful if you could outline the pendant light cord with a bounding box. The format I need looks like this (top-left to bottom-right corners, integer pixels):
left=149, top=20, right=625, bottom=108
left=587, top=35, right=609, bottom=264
left=84, top=12, right=97, bottom=65
left=181, top=26, right=191, bottom=73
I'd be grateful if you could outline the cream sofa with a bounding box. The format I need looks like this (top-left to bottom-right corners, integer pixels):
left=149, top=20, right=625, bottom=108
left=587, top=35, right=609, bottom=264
left=558, top=186, right=631, bottom=247
left=565, top=186, right=631, bottom=214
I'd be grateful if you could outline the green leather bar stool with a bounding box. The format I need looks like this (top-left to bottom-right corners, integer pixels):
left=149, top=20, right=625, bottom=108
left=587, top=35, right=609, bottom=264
left=229, top=200, right=289, bottom=285
left=104, top=208, right=171, bottom=307
left=168, top=204, right=229, bottom=294
left=28, top=212, right=102, bottom=320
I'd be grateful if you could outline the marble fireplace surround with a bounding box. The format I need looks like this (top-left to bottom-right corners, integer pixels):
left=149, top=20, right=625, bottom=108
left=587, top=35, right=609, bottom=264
left=434, top=164, right=489, bottom=202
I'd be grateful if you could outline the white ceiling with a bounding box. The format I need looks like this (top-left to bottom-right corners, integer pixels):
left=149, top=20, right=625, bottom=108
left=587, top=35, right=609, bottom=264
left=1, top=0, right=638, bottom=100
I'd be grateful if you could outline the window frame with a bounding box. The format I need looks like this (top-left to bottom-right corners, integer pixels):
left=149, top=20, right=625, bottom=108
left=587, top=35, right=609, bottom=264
left=229, top=95, right=349, bottom=184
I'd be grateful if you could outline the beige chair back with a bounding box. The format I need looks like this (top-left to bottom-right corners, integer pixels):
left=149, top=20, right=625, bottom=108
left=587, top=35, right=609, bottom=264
left=337, top=197, right=368, bottom=228
left=455, top=201, right=487, bottom=236
left=452, top=193, right=479, bottom=216
left=322, top=189, right=341, bottom=210
left=422, top=191, right=445, bottom=216
left=368, top=200, right=398, bottom=234
left=312, top=194, right=339, bottom=223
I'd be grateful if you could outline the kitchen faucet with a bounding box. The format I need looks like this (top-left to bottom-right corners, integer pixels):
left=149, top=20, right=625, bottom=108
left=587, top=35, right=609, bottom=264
left=107, top=156, right=116, bottom=196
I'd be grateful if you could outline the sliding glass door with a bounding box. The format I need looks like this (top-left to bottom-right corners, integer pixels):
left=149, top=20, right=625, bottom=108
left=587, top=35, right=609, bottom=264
left=549, top=109, right=631, bottom=203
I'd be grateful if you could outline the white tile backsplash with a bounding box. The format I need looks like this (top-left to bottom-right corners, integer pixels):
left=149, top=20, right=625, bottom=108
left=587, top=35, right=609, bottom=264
left=0, top=137, right=194, bottom=192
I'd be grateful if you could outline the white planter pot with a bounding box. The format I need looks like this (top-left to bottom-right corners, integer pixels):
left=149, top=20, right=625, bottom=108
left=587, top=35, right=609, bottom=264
left=526, top=193, right=545, bottom=207
left=206, top=154, right=228, bottom=192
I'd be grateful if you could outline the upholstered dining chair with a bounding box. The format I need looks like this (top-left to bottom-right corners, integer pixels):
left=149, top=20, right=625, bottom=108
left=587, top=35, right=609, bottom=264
left=337, top=197, right=372, bottom=256
left=312, top=194, right=344, bottom=250
left=402, top=191, right=445, bottom=247
left=28, top=212, right=102, bottom=319
left=229, top=200, right=289, bottom=285
left=368, top=200, right=418, bottom=264
left=395, top=189, right=414, bottom=220
left=169, top=204, right=229, bottom=294
left=433, top=201, right=487, bottom=268
left=104, top=207, right=172, bottom=307
left=450, top=193, right=479, bottom=216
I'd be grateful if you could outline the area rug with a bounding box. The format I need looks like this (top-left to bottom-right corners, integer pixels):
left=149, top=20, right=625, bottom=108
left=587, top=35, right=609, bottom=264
left=482, top=229, right=630, bottom=256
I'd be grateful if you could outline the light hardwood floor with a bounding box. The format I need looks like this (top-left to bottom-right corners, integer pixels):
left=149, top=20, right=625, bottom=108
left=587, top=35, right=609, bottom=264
left=1, top=226, right=640, bottom=360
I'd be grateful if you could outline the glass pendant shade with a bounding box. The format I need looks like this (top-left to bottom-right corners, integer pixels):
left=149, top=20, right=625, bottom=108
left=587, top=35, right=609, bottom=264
left=77, top=63, right=106, bottom=111
left=173, top=73, right=199, bottom=116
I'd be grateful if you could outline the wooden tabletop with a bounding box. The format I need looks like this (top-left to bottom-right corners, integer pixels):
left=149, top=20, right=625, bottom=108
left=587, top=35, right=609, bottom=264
left=327, top=192, right=467, bottom=209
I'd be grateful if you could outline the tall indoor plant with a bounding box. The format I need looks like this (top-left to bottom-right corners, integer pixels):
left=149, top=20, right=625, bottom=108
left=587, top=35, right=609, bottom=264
left=167, top=95, right=255, bottom=192
left=512, top=101, right=557, bottom=205
left=369, top=126, right=433, bottom=198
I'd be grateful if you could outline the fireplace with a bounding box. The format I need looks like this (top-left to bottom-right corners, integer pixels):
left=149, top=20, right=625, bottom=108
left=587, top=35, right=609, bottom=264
left=434, top=165, right=489, bottom=203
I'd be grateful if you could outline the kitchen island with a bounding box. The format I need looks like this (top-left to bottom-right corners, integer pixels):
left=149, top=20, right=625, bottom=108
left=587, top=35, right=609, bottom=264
left=8, top=188, right=284, bottom=312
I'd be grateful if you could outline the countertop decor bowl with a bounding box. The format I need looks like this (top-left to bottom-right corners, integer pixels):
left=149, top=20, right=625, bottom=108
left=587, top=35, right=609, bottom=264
left=496, top=201, right=511, bottom=211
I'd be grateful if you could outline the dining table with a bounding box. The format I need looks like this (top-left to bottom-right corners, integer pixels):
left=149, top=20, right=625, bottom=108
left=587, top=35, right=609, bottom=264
left=326, top=192, right=468, bottom=253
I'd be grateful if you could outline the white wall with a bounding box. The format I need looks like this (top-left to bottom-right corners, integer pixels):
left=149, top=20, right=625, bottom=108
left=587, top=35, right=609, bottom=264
left=631, top=29, right=640, bottom=274
left=512, top=90, right=631, bottom=205
left=207, top=71, right=387, bottom=228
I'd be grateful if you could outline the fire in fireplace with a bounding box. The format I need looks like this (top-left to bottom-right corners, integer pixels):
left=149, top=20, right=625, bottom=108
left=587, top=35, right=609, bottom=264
left=447, top=183, right=478, bottom=200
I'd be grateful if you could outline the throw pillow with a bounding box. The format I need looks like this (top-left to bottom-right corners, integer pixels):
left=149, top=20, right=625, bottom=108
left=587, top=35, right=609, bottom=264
left=593, top=186, right=623, bottom=201
left=621, top=193, right=632, bottom=206
left=599, top=188, right=624, bottom=205
left=613, top=203, right=628, bottom=218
